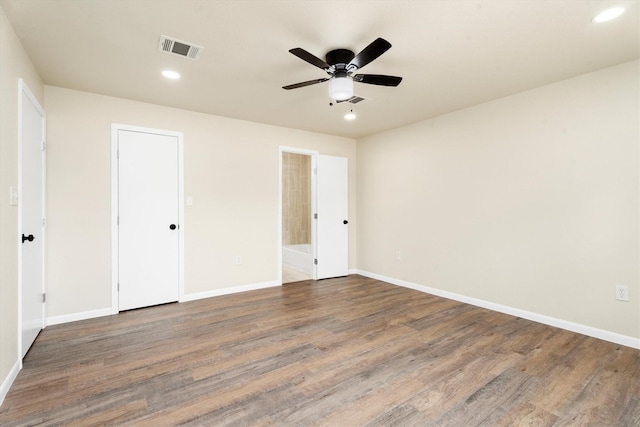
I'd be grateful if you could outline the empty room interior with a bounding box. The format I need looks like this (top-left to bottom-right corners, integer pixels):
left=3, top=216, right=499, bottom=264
left=1, top=1, right=639, bottom=425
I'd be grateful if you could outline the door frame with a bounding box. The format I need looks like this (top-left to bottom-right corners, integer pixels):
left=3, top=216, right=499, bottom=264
left=278, top=146, right=318, bottom=283
left=17, top=79, right=46, bottom=364
left=110, top=123, right=185, bottom=313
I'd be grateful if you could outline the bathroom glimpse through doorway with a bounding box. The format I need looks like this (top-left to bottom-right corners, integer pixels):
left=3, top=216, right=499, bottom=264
left=281, top=148, right=316, bottom=283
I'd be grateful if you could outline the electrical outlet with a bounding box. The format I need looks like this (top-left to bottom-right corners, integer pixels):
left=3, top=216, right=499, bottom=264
left=615, top=285, right=629, bottom=301
left=395, top=251, right=401, bottom=261
left=235, top=256, right=242, bottom=265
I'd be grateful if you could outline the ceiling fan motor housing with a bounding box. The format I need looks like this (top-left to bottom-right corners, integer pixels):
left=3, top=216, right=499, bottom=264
left=326, top=49, right=355, bottom=68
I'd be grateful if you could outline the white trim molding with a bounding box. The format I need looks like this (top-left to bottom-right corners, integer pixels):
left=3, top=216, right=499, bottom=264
left=46, top=279, right=282, bottom=326
left=46, top=307, right=113, bottom=327
left=354, top=270, right=640, bottom=350
left=42, top=280, right=280, bottom=327
left=181, top=280, right=281, bottom=303
left=0, top=359, right=21, bottom=407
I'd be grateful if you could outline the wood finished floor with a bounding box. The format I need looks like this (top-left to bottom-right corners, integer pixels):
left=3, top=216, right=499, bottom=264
left=1, top=275, right=639, bottom=426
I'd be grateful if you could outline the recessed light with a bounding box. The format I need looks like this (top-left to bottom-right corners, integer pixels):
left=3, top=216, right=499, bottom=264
left=162, top=70, right=180, bottom=79
left=592, top=6, right=625, bottom=23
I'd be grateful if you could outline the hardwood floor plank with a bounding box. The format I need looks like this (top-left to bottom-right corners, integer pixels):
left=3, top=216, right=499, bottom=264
left=429, top=367, right=541, bottom=426
left=127, top=348, right=319, bottom=425
left=191, top=328, right=331, bottom=381
left=364, top=403, right=430, bottom=427
left=619, top=397, right=640, bottom=427
left=491, top=402, right=558, bottom=427
left=65, top=400, right=148, bottom=427
left=314, top=376, right=425, bottom=426
left=551, top=365, right=636, bottom=426
left=293, top=329, right=424, bottom=396
left=408, top=351, right=524, bottom=420
left=1, top=275, right=638, bottom=426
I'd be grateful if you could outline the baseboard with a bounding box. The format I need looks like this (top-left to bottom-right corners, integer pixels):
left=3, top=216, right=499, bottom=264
left=39, top=272, right=640, bottom=349
left=181, top=280, right=281, bottom=302
left=0, top=358, right=20, bottom=407
left=46, top=307, right=112, bottom=326
left=45, top=282, right=282, bottom=325
left=354, top=269, right=640, bottom=350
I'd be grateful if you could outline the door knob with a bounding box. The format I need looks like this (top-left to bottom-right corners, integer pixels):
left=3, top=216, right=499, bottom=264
left=343, top=220, right=349, bottom=225
left=169, top=224, right=177, bottom=230
left=22, top=234, right=34, bottom=243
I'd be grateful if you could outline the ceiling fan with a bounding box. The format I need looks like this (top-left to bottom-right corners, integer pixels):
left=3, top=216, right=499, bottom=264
left=282, top=37, right=402, bottom=101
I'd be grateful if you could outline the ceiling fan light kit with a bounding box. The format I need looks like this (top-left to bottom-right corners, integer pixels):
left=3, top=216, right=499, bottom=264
left=329, top=77, right=353, bottom=101
left=283, top=37, right=402, bottom=103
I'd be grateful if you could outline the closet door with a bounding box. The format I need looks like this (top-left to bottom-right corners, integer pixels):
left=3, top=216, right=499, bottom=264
left=117, top=128, right=180, bottom=310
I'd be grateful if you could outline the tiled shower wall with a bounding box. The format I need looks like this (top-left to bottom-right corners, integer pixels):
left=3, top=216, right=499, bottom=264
left=282, top=152, right=311, bottom=246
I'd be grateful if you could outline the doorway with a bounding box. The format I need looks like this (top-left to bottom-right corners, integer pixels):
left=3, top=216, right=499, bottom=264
left=18, top=79, right=46, bottom=358
left=281, top=149, right=316, bottom=283
left=279, top=148, right=349, bottom=283
left=110, top=124, right=184, bottom=312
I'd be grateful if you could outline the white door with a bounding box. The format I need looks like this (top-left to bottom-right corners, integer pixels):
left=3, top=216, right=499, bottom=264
left=19, top=80, right=46, bottom=357
left=316, top=155, right=348, bottom=279
left=117, top=128, right=180, bottom=311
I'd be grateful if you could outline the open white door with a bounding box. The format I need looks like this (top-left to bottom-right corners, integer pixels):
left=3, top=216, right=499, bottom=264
left=115, top=126, right=182, bottom=311
left=316, top=155, right=348, bottom=279
left=19, top=80, right=46, bottom=357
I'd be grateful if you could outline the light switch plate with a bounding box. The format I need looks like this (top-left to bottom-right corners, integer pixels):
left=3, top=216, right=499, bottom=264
left=9, top=186, right=18, bottom=206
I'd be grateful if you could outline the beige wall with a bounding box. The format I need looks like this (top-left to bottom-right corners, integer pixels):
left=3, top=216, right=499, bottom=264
left=44, top=86, right=356, bottom=317
left=357, top=60, right=639, bottom=339
left=282, top=152, right=311, bottom=246
left=0, top=6, right=44, bottom=391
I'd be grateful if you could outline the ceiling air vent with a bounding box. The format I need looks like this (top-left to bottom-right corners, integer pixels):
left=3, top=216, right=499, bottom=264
left=345, top=96, right=367, bottom=104
left=158, top=35, right=203, bottom=61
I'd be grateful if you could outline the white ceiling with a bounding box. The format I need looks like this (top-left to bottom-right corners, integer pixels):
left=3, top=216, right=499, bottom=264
left=2, top=0, right=638, bottom=139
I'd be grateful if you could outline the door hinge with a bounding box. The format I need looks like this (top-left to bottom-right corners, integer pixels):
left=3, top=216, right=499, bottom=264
left=314, top=259, right=318, bottom=265
left=117, top=283, right=120, bottom=291
left=116, top=149, right=119, bottom=159
left=42, top=217, right=46, bottom=227
left=41, top=140, right=46, bottom=151
left=314, top=213, right=318, bottom=219
left=117, top=216, right=119, bottom=225
left=42, top=293, right=46, bottom=303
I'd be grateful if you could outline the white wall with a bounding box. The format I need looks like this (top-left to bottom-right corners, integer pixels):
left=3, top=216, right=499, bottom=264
left=357, top=60, right=639, bottom=341
left=44, top=86, right=357, bottom=318
left=0, top=5, right=44, bottom=398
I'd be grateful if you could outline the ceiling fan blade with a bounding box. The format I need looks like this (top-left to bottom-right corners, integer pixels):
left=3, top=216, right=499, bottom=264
left=282, top=78, right=330, bottom=90
left=353, top=74, right=402, bottom=86
left=289, top=48, right=330, bottom=70
left=348, top=38, right=392, bottom=70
